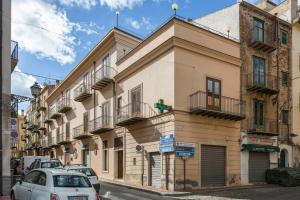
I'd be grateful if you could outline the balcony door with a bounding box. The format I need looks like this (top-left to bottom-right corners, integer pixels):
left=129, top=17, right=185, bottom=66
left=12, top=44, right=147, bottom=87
left=207, top=78, right=221, bottom=111
left=102, top=101, right=110, bottom=126
left=83, top=73, right=89, bottom=90
left=253, top=56, right=265, bottom=87
left=102, top=55, right=109, bottom=78
left=254, top=100, right=264, bottom=128
left=65, top=89, right=70, bottom=106
left=131, top=86, right=142, bottom=116
left=253, top=18, right=264, bottom=42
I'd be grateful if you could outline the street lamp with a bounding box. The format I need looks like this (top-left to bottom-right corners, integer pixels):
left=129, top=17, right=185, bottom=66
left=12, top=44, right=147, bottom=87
left=172, top=2, right=178, bottom=16
left=30, top=82, right=41, bottom=98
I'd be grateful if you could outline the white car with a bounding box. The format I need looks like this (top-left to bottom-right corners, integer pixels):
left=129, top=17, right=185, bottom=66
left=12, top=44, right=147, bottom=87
left=11, top=168, right=99, bottom=200
left=64, top=165, right=100, bottom=194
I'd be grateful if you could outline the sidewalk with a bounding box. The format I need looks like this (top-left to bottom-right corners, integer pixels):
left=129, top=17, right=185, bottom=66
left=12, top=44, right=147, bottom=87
left=100, top=179, right=269, bottom=197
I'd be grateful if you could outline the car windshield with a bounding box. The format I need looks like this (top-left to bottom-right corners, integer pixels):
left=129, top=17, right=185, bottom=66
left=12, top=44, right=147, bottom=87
left=53, top=175, right=92, bottom=188
left=70, top=168, right=97, bottom=177
left=41, top=161, right=62, bottom=168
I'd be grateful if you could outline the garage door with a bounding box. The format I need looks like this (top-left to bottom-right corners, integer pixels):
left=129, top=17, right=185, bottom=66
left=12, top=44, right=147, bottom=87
left=201, top=145, right=226, bottom=187
left=150, top=152, right=161, bottom=188
left=249, top=152, right=269, bottom=183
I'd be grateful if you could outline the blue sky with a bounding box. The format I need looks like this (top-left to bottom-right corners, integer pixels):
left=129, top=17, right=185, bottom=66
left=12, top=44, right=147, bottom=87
left=11, top=0, right=281, bottom=112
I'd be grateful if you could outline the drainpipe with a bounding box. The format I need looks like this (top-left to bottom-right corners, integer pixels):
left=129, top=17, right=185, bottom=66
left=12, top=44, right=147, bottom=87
left=0, top=0, right=4, bottom=195
left=93, top=61, right=96, bottom=131
left=275, top=13, right=280, bottom=140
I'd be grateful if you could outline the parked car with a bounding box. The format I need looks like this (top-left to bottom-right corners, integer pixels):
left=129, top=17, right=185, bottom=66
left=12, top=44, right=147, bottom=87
left=21, top=156, right=46, bottom=175
left=11, top=168, right=100, bottom=200
left=64, top=165, right=100, bottom=193
left=266, top=168, right=300, bottom=187
left=28, top=159, right=63, bottom=171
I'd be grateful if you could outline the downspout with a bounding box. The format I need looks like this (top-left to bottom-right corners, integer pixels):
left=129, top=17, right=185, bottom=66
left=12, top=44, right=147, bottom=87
left=93, top=61, right=96, bottom=131
left=275, top=13, right=280, bottom=141
left=0, top=0, right=4, bottom=195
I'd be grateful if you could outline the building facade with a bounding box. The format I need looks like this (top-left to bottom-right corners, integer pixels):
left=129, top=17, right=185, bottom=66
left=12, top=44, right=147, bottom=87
left=197, top=1, right=292, bottom=184
left=20, top=18, right=244, bottom=191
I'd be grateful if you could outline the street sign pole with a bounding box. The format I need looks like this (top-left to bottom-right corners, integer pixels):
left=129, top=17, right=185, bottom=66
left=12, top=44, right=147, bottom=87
left=181, top=156, right=188, bottom=191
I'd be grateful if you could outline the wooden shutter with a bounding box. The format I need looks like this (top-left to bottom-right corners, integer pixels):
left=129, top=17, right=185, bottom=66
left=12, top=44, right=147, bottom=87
left=66, top=122, right=70, bottom=139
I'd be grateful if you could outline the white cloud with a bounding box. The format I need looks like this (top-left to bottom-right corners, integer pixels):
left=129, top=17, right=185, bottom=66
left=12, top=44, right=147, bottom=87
left=12, top=0, right=76, bottom=65
left=11, top=67, right=37, bottom=97
left=126, top=17, right=153, bottom=30
left=59, top=0, right=97, bottom=9
left=99, top=0, right=143, bottom=9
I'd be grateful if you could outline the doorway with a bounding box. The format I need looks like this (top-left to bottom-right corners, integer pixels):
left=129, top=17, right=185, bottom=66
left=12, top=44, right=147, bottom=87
left=82, top=149, right=90, bottom=167
left=117, top=151, right=123, bottom=179
left=149, top=152, right=161, bottom=188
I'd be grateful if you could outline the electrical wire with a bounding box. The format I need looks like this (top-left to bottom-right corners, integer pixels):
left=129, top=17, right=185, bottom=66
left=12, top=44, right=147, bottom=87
left=12, top=70, right=62, bottom=81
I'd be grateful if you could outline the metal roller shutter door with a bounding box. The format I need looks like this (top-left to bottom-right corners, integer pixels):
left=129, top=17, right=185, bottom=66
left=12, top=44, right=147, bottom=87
left=150, top=152, right=161, bottom=188
left=201, top=145, right=226, bottom=187
left=249, top=152, right=269, bottom=183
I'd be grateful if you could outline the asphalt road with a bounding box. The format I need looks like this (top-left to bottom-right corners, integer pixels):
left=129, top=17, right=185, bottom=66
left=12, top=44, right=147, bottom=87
left=99, top=182, right=174, bottom=200
left=99, top=182, right=300, bottom=200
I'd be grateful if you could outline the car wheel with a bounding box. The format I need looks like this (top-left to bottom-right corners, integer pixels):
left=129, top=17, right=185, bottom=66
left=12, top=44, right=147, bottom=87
left=11, top=191, right=16, bottom=200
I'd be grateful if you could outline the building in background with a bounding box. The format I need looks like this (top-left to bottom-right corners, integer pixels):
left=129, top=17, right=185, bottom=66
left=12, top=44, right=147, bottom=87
left=256, top=0, right=300, bottom=167
left=11, top=110, right=26, bottom=158
left=197, top=0, right=292, bottom=184
left=0, top=0, right=18, bottom=195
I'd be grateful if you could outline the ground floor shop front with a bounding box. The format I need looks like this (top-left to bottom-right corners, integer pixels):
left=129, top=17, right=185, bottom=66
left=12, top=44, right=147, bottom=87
left=49, top=112, right=242, bottom=191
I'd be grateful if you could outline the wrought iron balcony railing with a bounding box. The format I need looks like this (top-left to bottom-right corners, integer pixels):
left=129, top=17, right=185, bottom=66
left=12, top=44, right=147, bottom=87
left=246, top=73, right=278, bottom=95
left=57, top=97, right=72, bottom=113
left=74, top=82, right=92, bottom=102
left=44, top=114, right=53, bottom=124
left=89, top=115, right=113, bottom=134
left=116, top=102, right=156, bottom=126
left=73, top=125, right=91, bottom=139
left=91, top=66, right=117, bottom=90
left=49, top=137, right=58, bottom=147
left=11, top=40, right=18, bottom=71
left=49, top=105, right=61, bottom=119
left=249, top=26, right=276, bottom=53
left=243, top=118, right=277, bottom=135
left=190, top=91, right=245, bottom=121
left=57, top=133, right=71, bottom=144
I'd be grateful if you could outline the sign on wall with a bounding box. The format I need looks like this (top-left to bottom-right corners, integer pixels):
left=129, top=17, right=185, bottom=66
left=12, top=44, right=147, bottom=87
left=159, top=133, right=174, bottom=153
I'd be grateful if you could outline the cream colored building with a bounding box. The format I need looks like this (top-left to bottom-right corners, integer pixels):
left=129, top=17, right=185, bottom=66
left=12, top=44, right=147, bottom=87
left=41, top=17, right=243, bottom=191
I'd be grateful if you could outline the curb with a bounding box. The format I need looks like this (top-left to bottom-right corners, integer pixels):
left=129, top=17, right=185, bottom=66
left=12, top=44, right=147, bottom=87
left=100, top=180, right=273, bottom=197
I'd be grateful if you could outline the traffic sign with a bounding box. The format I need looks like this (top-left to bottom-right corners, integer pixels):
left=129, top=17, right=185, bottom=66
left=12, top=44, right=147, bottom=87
left=175, top=142, right=195, bottom=157
left=159, top=134, right=174, bottom=153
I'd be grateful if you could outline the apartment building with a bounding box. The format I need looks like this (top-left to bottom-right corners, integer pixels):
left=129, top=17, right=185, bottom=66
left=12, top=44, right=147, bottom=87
left=11, top=111, right=27, bottom=158
left=39, top=16, right=244, bottom=191
left=197, top=0, right=292, bottom=184
left=257, top=0, right=300, bottom=166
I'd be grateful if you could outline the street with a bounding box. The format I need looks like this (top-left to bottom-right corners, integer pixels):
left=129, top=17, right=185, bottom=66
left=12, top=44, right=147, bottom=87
left=99, top=182, right=300, bottom=200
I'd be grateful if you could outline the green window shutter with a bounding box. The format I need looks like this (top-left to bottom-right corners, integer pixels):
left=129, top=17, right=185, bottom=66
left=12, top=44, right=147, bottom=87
left=282, top=71, right=289, bottom=87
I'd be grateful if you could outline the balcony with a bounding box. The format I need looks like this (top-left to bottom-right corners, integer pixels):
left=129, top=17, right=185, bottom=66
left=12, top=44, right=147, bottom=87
left=190, top=91, right=245, bottom=121
left=49, top=106, right=61, bottom=119
left=57, top=98, right=72, bottom=113
left=41, top=138, right=49, bottom=148
left=74, top=83, right=92, bottom=102
left=11, top=40, right=18, bottom=72
left=37, top=104, right=47, bottom=112
left=248, top=26, right=276, bottom=53
left=89, top=116, right=113, bottom=134
left=116, top=102, right=156, bottom=126
left=44, top=115, right=53, bottom=124
left=57, top=133, right=71, bottom=145
left=49, top=137, right=59, bottom=147
left=73, top=125, right=91, bottom=139
left=246, top=73, right=278, bottom=95
left=91, top=66, right=117, bottom=90
left=244, top=118, right=277, bottom=136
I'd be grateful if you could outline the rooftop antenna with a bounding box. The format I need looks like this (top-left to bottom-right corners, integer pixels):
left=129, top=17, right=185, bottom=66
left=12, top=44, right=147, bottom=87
left=171, top=2, right=178, bottom=16
left=116, top=11, right=120, bottom=27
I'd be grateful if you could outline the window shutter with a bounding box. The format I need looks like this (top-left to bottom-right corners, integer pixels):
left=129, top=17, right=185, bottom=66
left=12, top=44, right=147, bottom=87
left=83, top=112, right=89, bottom=132
left=66, top=122, right=70, bottom=138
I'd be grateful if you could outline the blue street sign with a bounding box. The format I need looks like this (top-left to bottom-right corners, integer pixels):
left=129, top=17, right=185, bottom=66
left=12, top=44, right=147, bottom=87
left=159, top=133, right=174, bottom=153
left=175, top=145, right=195, bottom=157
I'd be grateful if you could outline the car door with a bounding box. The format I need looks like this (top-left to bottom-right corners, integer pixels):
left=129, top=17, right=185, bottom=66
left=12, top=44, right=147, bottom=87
left=30, top=171, right=50, bottom=200
left=14, top=171, right=40, bottom=200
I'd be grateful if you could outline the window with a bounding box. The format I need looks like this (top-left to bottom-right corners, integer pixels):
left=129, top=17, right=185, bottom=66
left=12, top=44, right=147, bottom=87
left=102, top=54, right=110, bottom=77
left=70, top=168, right=97, bottom=177
left=281, top=30, right=288, bottom=46
left=114, top=137, right=123, bottom=149
left=23, top=171, right=40, bottom=184
left=131, top=85, right=142, bottom=114
left=207, top=78, right=221, bottom=110
left=253, top=56, right=266, bottom=86
left=117, top=97, right=122, bottom=115
left=83, top=112, right=89, bottom=133
left=254, top=100, right=264, bottom=127
left=53, top=175, right=92, bottom=188
left=103, top=140, right=109, bottom=171
left=282, top=110, right=288, bottom=124
left=66, top=122, right=70, bottom=139
left=83, top=73, right=89, bottom=89
left=253, top=18, right=264, bottom=42
left=282, top=71, right=289, bottom=87
left=36, top=172, right=46, bottom=186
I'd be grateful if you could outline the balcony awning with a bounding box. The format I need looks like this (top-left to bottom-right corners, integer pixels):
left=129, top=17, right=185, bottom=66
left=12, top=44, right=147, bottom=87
left=242, top=144, right=280, bottom=153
